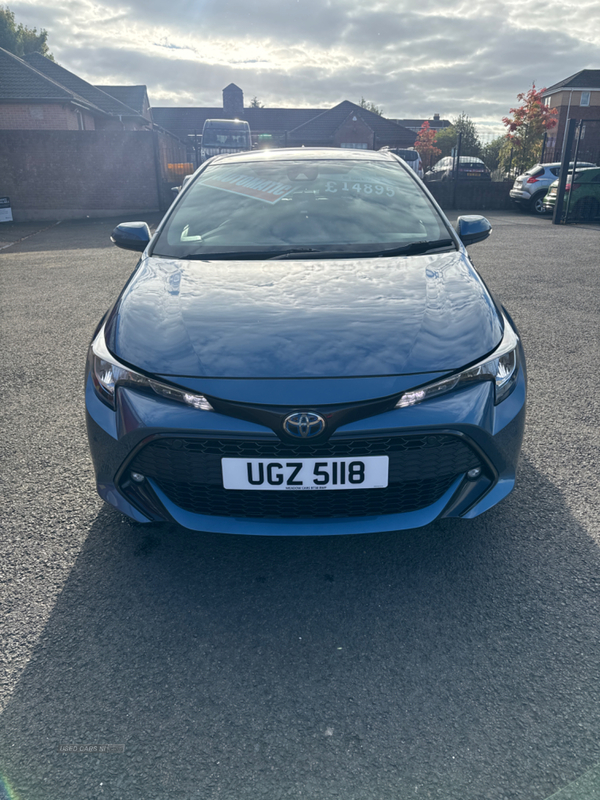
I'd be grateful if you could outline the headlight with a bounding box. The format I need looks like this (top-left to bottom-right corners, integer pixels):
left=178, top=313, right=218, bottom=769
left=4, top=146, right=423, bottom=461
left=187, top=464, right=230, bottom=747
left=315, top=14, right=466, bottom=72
left=88, top=326, right=213, bottom=412
left=395, top=315, right=519, bottom=409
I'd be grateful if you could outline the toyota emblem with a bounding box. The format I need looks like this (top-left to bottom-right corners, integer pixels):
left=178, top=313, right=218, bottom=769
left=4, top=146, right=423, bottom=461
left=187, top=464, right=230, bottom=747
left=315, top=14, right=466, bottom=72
left=283, top=412, right=326, bottom=439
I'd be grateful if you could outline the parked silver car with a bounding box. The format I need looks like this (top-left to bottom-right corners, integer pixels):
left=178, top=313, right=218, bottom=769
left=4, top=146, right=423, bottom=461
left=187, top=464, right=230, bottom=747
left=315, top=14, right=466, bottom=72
left=510, top=161, right=596, bottom=215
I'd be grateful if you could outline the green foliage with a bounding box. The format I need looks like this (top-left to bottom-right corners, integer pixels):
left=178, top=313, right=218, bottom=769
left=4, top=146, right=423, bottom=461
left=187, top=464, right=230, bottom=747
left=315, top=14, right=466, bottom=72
left=250, top=96, right=264, bottom=108
left=434, top=126, right=457, bottom=159
left=435, top=113, right=483, bottom=159
left=498, top=139, right=520, bottom=178
left=0, top=5, right=53, bottom=58
left=358, top=97, right=383, bottom=116
left=482, top=135, right=509, bottom=171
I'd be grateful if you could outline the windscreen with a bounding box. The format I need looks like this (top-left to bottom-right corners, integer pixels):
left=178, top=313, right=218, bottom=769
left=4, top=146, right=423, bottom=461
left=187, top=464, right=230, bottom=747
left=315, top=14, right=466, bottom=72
left=203, top=128, right=250, bottom=146
left=153, top=158, right=450, bottom=258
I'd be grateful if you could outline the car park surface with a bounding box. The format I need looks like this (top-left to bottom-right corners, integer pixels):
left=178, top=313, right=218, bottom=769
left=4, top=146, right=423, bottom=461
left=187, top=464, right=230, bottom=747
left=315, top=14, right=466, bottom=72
left=1, top=211, right=600, bottom=800
left=87, top=148, right=525, bottom=534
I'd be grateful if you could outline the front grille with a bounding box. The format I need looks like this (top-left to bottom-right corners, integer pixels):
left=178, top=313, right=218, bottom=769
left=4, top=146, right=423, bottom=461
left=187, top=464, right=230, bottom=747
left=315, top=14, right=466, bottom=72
left=123, top=433, right=481, bottom=519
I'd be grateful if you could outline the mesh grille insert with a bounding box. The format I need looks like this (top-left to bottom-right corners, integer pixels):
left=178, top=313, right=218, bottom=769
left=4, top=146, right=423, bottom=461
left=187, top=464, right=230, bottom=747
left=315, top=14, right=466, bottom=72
left=124, top=434, right=480, bottom=519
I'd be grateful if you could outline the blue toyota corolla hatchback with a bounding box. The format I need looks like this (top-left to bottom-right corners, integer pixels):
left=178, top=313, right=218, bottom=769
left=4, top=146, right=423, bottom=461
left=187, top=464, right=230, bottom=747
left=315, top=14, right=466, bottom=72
left=85, top=148, right=526, bottom=535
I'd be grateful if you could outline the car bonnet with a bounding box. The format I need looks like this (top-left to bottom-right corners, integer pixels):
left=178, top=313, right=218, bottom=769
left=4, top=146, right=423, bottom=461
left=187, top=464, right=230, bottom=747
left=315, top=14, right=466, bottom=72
left=105, top=250, right=503, bottom=380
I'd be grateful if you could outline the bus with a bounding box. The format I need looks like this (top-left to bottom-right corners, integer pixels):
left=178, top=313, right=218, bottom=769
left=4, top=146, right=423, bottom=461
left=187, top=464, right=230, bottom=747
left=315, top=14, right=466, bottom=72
left=200, top=119, right=252, bottom=163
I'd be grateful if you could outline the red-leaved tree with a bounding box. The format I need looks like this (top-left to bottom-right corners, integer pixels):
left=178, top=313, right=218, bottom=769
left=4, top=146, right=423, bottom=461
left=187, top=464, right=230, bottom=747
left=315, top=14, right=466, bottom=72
left=414, top=121, right=441, bottom=169
left=502, top=84, right=557, bottom=173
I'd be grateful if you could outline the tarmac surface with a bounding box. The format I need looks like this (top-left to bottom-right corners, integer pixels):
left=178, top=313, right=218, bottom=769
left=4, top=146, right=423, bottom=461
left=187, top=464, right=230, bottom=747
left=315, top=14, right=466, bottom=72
left=0, top=211, right=599, bottom=800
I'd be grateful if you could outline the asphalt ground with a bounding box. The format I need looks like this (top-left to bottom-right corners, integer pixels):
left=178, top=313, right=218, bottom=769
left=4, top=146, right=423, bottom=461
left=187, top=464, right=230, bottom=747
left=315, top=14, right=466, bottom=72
left=0, top=211, right=599, bottom=800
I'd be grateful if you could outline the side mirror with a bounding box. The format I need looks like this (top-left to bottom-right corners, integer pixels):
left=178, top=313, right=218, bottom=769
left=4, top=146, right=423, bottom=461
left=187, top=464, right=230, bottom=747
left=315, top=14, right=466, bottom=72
left=456, top=215, right=492, bottom=246
left=111, top=221, right=151, bottom=252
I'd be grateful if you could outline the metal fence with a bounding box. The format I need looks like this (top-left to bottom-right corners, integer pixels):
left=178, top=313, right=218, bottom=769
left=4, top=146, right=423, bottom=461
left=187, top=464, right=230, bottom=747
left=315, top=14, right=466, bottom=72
left=548, top=119, right=600, bottom=225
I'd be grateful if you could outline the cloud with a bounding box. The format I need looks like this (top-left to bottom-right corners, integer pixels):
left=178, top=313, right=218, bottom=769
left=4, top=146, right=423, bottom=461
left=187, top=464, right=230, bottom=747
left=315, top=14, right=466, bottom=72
left=9, top=0, right=600, bottom=130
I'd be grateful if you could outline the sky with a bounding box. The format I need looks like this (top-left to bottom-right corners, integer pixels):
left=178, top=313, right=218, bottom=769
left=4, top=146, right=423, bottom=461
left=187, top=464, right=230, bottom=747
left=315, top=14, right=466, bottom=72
left=9, top=0, right=600, bottom=136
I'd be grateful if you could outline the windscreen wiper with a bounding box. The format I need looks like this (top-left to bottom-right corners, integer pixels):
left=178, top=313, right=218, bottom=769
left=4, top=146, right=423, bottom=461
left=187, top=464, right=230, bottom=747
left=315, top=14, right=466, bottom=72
left=174, top=240, right=456, bottom=261
left=270, top=239, right=457, bottom=259
left=177, top=248, right=322, bottom=260
left=374, top=238, right=457, bottom=256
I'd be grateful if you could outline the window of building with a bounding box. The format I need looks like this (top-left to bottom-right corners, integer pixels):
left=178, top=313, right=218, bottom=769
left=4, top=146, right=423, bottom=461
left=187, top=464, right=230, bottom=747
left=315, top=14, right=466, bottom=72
left=340, top=143, right=368, bottom=149
left=580, top=91, right=590, bottom=107
left=543, top=96, right=550, bottom=107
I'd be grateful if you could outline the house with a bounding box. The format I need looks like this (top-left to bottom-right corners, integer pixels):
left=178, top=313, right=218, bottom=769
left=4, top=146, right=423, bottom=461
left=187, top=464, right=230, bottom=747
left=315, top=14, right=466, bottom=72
left=0, top=47, right=187, bottom=220
left=392, top=114, right=452, bottom=133
left=152, top=83, right=416, bottom=160
left=97, top=85, right=152, bottom=121
left=0, top=47, right=152, bottom=130
left=285, top=101, right=416, bottom=149
left=541, top=69, right=600, bottom=161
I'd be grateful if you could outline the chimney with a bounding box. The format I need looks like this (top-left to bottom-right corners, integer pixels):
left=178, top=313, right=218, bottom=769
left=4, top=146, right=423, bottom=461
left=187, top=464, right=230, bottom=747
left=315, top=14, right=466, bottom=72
left=433, top=113, right=440, bottom=121
left=223, top=84, right=244, bottom=117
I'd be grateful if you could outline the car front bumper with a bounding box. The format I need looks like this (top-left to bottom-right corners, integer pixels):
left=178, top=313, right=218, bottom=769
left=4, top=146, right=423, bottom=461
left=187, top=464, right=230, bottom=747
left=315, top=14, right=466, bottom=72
left=85, top=346, right=527, bottom=535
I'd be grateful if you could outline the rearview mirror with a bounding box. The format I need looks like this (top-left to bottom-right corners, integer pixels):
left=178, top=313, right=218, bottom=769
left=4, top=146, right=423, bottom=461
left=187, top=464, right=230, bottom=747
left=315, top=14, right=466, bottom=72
left=111, top=221, right=151, bottom=252
left=455, top=215, right=492, bottom=246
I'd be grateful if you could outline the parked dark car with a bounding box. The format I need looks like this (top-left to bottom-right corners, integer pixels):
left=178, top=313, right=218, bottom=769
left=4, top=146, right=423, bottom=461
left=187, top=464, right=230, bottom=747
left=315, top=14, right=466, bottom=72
left=86, top=148, right=526, bottom=535
left=426, top=156, right=492, bottom=182
left=543, top=166, right=600, bottom=219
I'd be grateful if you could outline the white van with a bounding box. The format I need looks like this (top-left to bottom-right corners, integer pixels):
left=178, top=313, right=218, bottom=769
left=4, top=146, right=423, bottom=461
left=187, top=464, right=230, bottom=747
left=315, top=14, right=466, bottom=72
left=380, top=147, right=424, bottom=179
left=200, top=119, right=251, bottom=163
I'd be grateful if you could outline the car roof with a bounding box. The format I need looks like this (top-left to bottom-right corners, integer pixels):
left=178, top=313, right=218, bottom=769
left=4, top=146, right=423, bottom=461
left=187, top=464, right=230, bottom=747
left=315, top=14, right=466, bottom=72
left=528, top=161, right=596, bottom=170
left=210, top=147, right=398, bottom=165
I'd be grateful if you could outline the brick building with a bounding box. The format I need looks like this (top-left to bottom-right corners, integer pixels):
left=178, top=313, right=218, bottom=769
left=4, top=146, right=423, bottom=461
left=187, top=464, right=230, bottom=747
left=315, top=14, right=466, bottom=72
left=0, top=47, right=152, bottom=130
left=391, top=113, right=451, bottom=133
left=152, top=83, right=416, bottom=159
left=0, top=47, right=187, bottom=220
left=542, top=69, right=600, bottom=161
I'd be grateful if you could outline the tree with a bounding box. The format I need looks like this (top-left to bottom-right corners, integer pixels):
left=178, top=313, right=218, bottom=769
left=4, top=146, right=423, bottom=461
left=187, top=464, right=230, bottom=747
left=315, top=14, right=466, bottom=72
left=0, top=5, right=53, bottom=58
left=435, top=113, right=482, bottom=159
left=414, top=121, right=441, bottom=169
left=250, top=96, right=264, bottom=108
left=481, top=134, right=509, bottom=172
left=502, top=84, right=557, bottom=174
left=358, top=97, right=383, bottom=116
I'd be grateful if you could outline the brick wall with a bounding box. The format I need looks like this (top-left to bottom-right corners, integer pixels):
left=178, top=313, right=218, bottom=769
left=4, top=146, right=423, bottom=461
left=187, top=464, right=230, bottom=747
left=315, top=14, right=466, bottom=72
left=0, top=103, right=96, bottom=130
left=0, top=130, right=168, bottom=220
left=548, top=110, right=600, bottom=162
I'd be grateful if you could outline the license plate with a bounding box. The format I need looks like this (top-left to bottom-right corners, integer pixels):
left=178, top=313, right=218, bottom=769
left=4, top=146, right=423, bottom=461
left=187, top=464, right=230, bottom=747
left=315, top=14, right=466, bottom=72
left=222, top=456, right=389, bottom=491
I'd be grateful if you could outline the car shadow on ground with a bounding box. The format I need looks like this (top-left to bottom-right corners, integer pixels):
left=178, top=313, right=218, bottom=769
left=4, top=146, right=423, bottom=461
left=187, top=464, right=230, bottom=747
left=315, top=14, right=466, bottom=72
left=1, top=455, right=600, bottom=800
